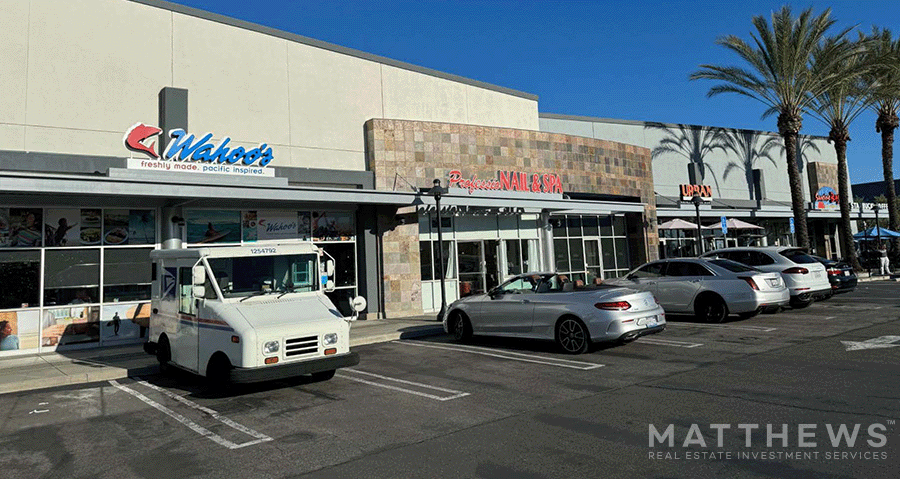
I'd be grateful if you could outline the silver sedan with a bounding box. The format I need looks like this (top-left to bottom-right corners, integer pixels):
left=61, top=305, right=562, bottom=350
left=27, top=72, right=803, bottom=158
left=442, top=272, right=666, bottom=354
left=606, top=258, right=789, bottom=322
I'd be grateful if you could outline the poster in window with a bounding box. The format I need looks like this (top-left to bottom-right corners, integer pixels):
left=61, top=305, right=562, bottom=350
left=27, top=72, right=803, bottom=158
left=41, top=306, right=100, bottom=347
left=44, top=209, right=82, bottom=246
left=312, top=211, right=354, bottom=241
left=185, top=210, right=241, bottom=244
left=298, top=212, right=311, bottom=240
left=242, top=211, right=258, bottom=242
left=103, top=210, right=130, bottom=245
left=8, top=208, right=42, bottom=247
left=79, top=209, right=102, bottom=246
left=100, top=302, right=149, bottom=344
left=0, top=209, right=11, bottom=247
left=257, top=211, right=299, bottom=241
left=128, top=210, right=156, bottom=245
left=0, top=310, right=40, bottom=354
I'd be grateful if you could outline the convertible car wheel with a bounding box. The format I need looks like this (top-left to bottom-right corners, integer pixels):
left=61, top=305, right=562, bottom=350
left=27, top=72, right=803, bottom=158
left=451, top=311, right=472, bottom=342
left=556, top=317, right=590, bottom=354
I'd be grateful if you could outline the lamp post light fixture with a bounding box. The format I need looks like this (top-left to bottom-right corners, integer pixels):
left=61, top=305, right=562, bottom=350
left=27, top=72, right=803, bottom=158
left=691, top=195, right=704, bottom=255
left=430, top=178, right=448, bottom=322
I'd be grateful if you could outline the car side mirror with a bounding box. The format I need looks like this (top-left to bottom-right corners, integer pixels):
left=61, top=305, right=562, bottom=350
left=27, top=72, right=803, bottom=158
left=192, top=285, right=206, bottom=299
left=325, top=279, right=335, bottom=293
left=325, top=259, right=335, bottom=277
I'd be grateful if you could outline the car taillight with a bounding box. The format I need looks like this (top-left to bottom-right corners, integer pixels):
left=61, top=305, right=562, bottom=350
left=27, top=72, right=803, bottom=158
left=595, top=301, right=631, bottom=311
left=782, top=267, right=809, bottom=274
left=827, top=268, right=841, bottom=276
left=739, top=277, right=759, bottom=290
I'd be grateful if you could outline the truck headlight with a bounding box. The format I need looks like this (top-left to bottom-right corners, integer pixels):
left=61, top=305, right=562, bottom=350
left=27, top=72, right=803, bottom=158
left=323, top=333, right=338, bottom=346
left=263, top=340, right=280, bottom=355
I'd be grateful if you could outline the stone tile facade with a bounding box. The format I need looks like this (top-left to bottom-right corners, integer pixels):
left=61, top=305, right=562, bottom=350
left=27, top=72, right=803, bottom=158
left=365, top=119, right=656, bottom=318
left=807, top=161, right=839, bottom=199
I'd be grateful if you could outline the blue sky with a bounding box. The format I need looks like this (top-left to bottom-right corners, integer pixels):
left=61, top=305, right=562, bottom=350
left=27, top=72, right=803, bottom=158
left=170, top=0, right=900, bottom=184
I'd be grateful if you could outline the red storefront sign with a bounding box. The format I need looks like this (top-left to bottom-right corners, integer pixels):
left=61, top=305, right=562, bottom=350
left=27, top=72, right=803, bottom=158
left=680, top=184, right=713, bottom=201
left=448, top=170, right=563, bottom=195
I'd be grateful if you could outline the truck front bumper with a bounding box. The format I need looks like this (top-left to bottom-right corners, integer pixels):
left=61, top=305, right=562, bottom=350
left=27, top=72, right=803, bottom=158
left=229, top=352, right=360, bottom=384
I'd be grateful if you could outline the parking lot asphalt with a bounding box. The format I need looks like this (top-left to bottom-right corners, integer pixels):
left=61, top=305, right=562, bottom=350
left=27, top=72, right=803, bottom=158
left=0, top=282, right=897, bottom=479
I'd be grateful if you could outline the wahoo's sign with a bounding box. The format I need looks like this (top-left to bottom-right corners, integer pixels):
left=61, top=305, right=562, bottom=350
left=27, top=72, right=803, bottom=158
left=680, top=184, right=713, bottom=201
left=124, top=122, right=274, bottom=167
left=448, top=170, right=563, bottom=195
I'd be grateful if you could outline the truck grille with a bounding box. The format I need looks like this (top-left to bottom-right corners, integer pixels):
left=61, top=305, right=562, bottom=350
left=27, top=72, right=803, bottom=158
left=285, top=335, right=318, bottom=357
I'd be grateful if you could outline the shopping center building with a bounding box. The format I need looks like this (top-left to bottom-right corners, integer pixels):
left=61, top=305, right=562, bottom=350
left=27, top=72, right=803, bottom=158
left=0, top=0, right=880, bottom=357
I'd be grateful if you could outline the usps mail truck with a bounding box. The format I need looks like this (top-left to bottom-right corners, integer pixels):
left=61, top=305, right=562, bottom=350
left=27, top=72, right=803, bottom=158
left=144, top=243, right=363, bottom=383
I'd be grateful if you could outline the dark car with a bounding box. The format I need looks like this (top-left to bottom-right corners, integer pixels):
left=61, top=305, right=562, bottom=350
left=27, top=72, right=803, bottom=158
left=811, top=255, right=857, bottom=294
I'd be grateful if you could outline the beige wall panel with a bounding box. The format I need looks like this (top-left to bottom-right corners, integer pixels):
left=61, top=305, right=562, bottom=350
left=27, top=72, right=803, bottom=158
left=25, top=0, right=170, bottom=134
left=172, top=13, right=290, bottom=145
left=466, top=87, right=538, bottom=130
left=0, top=1, right=29, bottom=124
left=286, top=42, right=382, bottom=155
left=381, top=65, right=467, bottom=124
left=0, top=124, right=25, bottom=151
left=25, top=126, right=125, bottom=158
left=288, top=146, right=365, bottom=171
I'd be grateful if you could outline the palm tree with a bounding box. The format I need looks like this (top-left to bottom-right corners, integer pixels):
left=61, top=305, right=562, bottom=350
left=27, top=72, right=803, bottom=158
left=721, top=130, right=780, bottom=200
left=646, top=122, right=727, bottom=194
left=862, top=28, right=900, bottom=251
left=806, top=37, right=873, bottom=271
left=691, top=6, right=853, bottom=250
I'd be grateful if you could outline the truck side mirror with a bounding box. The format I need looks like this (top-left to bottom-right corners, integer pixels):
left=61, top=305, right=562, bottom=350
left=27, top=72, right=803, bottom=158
left=192, top=265, right=207, bottom=286
left=192, top=285, right=206, bottom=298
left=325, top=279, right=335, bottom=292
left=325, top=260, right=335, bottom=277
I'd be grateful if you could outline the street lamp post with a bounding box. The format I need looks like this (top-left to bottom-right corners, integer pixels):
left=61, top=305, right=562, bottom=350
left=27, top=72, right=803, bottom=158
left=691, top=195, right=704, bottom=255
left=874, top=204, right=881, bottom=245
left=430, top=179, right=448, bottom=322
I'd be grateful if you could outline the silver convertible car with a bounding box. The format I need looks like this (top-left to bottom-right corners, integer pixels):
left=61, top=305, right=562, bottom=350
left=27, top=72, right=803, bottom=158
left=442, top=273, right=666, bottom=354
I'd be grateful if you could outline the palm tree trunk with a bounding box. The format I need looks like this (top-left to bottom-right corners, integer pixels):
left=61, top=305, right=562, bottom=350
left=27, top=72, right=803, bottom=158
left=876, top=110, right=899, bottom=252
left=831, top=127, right=862, bottom=271
left=779, top=113, right=810, bottom=250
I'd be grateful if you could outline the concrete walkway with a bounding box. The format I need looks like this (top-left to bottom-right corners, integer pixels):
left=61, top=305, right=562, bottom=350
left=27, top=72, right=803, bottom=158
left=0, top=317, right=445, bottom=395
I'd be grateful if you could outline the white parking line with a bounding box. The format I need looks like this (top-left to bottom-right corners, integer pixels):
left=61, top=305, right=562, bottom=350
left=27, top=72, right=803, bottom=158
left=109, top=380, right=273, bottom=449
left=337, top=369, right=469, bottom=401
left=666, top=323, right=777, bottom=333
left=637, top=338, right=704, bottom=348
left=394, top=341, right=605, bottom=370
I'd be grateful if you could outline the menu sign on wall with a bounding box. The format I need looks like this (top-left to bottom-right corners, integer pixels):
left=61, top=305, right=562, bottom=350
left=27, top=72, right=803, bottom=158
left=448, top=170, right=563, bottom=195
left=813, top=186, right=839, bottom=210
left=124, top=122, right=275, bottom=177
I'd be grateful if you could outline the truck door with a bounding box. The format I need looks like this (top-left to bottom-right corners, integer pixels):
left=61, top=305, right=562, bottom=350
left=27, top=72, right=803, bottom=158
left=174, top=264, right=200, bottom=372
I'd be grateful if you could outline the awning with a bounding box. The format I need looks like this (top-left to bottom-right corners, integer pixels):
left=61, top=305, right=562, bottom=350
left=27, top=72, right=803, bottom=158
left=854, top=226, right=900, bottom=239
left=658, top=218, right=700, bottom=230
left=703, top=218, right=764, bottom=230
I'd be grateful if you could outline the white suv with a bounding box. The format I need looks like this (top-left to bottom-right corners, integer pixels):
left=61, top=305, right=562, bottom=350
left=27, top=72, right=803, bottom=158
left=702, top=247, right=832, bottom=308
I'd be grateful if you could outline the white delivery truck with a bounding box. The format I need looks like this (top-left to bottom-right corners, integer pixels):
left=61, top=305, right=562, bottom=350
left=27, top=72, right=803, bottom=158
left=144, top=242, right=364, bottom=383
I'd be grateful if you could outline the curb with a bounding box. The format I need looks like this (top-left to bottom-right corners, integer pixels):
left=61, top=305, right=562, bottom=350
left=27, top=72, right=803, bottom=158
left=350, top=325, right=446, bottom=348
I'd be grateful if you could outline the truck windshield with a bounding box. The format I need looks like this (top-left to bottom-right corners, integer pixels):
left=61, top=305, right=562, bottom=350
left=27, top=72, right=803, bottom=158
left=207, top=253, right=319, bottom=299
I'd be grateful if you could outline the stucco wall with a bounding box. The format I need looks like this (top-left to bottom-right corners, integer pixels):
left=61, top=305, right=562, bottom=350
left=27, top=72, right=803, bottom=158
left=540, top=116, right=840, bottom=204
left=0, top=0, right=538, bottom=171
left=366, top=119, right=656, bottom=318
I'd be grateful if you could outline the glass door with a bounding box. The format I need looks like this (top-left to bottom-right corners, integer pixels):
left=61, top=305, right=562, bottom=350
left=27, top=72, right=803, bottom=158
left=457, top=241, right=484, bottom=297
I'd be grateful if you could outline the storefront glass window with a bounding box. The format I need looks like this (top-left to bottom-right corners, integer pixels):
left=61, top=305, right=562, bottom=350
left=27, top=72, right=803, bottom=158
left=103, top=248, right=153, bottom=302
left=44, top=249, right=100, bottom=306
left=42, top=305, right=100, bottom=348
left=312, top=211, right=354, bottom=241
left=5, top=208, right=43, bottom=247
left=420, top=242, right=434, bottom=281
left=0, top=251, right=40, bottom=309
left=0, top=309, right=40, bottom=354
left=103, top=209, right=156, bottom=245
left=316, top=243, right=356, bottom=288
left=554, top=238, right=570, bottom=272
left=506, top=240, right=522, bottom=276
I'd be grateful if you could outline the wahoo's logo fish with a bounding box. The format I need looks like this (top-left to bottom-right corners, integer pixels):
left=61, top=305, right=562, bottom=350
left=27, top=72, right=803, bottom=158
left=124, top=122, right=163, bottom=158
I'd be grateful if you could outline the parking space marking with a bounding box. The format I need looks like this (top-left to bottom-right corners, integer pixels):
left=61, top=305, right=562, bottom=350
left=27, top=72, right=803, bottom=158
left=394, top=341, right=605, bottom=370
left=336, top=369, right=469, bottom=401
left=666, top=323, right=777, bottom=332
left=109, top=380, right=273, bottom=449
left=637, top=338, right=704, bottom=348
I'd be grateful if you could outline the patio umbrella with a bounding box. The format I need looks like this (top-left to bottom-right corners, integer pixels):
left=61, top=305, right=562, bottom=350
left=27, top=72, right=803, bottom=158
left=854, top=226, right=900, bottom=239
left=702, top=218, right=764, bottom=230
left=658, top=218, right=700, bottom=230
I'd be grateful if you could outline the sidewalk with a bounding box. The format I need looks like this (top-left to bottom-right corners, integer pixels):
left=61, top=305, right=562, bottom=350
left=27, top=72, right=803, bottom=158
left=0, top=316, right=445, bottom=395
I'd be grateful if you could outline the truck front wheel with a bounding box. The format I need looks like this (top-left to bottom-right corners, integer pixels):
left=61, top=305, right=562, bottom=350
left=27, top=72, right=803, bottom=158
left=206, top=353, right=232, bottom=384
left=156, top=335, right=171, bottom=374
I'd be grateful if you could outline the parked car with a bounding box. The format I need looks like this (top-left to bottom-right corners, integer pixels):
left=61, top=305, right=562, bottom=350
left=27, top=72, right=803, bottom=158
left=606, top=258, right=789, bottom=323
left=700, top=247, right=831, bottom=308
left=443, top=272, right=665, bottom=354
left=810, top=255, right=857, bottom=294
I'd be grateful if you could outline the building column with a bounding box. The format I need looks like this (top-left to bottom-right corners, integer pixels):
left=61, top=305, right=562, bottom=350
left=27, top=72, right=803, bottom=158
left=540, top=210, right=555, bottom=271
